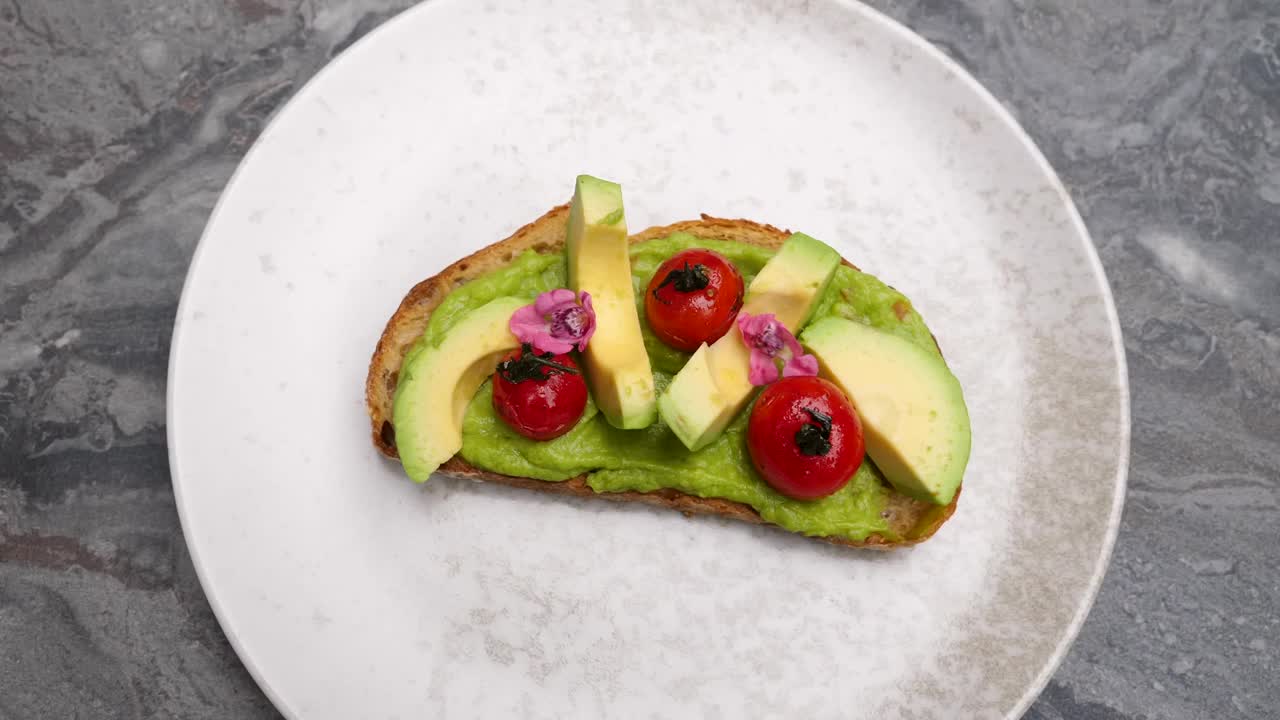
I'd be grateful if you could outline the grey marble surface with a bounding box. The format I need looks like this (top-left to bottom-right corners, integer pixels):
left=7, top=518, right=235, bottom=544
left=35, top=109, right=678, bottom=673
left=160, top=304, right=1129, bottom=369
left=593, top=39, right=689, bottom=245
left=0, top=0, right=1276, bottom=718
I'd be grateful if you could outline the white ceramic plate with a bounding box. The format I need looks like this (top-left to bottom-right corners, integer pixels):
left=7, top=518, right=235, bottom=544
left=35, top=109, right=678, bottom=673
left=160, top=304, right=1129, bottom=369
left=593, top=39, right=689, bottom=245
left=168, top=1, right=1129, bottom=717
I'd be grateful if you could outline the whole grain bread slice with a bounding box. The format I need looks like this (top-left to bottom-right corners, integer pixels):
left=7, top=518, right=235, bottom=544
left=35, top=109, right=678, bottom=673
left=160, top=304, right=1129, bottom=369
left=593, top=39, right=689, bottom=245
left=365, top=204, right=959, bottom=548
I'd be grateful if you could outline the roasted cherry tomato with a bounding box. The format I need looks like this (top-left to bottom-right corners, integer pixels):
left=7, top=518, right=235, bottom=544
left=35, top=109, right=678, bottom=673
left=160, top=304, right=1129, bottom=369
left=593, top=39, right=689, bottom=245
left=644, top=249, right=745, bottom=352
left=492, top=346, right=588, bottom=441
left=747, top=376, right=866, bottom=500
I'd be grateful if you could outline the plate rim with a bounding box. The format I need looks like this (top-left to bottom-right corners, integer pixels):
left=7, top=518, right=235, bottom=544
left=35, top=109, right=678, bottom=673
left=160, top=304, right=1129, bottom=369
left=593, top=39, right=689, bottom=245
left=841, top=3, right=1131, bottom=713
left=166, top=1, right=1131, bottom=717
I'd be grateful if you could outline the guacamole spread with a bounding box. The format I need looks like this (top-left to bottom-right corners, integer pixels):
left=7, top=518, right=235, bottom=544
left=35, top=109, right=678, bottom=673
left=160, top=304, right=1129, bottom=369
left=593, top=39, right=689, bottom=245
left=416, top=233, right=939, bottom=542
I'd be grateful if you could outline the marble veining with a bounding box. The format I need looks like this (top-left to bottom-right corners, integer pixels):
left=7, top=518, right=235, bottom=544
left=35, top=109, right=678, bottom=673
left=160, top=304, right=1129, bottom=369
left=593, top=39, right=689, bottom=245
left=0, top=1, right=1277, bottom=718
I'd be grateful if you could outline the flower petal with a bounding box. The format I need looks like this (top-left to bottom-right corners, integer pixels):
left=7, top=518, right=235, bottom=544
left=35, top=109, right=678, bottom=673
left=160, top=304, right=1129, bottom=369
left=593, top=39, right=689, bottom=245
left=531, top=335, right=575, bottom=355
left=509, top=305, right=547, bottom=341
left=782, top=352, right=819, bottom=378
left=535, top=288, right=577, bottom=315
left=509, top=304, right=570, bottom=354
left=576, top=292, right=596, bottom=351
left=738, top=311, right=815, bottom=385
left=781, top=328, right=806, bottom=357
left=747, top=349, right=781, bottom=386
left=737, top=312, right=774, bottom=346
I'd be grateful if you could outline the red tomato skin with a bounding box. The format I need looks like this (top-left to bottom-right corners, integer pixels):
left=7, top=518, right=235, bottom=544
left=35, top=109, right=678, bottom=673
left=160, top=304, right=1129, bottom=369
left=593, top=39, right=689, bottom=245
left=644, top=249, right=745, bottom=352
left=746, top=376, right=866, bottom=501
left=491, top=350, right=588, bottom=441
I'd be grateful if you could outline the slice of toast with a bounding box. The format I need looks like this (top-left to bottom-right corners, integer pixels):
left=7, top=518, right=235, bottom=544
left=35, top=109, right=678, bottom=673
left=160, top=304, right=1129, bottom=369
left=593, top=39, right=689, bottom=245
left=365, top=204, right=960, bottom=548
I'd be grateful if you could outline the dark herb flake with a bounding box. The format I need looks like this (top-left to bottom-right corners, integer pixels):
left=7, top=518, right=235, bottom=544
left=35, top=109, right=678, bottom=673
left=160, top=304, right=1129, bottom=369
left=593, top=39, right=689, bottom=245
left=497, top=344, right=580, bottom=383
left=794, top=407, right=833, bottom=456
left=652, top=262, right=710, bottom=304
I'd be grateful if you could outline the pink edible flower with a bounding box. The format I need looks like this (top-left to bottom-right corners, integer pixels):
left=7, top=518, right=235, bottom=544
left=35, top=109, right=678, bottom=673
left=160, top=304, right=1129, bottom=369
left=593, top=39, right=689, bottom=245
left=509, top=289, right=596, bottom=354
left=737, top=312, right=818, bottom=386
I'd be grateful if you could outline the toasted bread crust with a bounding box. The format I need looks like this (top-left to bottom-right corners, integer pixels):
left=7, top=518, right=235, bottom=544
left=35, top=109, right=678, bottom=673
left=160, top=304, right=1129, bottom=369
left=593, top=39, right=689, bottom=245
left=365, top=205, right=959, bottom=548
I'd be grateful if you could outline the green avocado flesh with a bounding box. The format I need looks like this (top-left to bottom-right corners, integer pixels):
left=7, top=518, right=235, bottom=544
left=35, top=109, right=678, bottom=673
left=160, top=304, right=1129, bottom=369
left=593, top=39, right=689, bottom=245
left=413, top=233, right=940, bottom=542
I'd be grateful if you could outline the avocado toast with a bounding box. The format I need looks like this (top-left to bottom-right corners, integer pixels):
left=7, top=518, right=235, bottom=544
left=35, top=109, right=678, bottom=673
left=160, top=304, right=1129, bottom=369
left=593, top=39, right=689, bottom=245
left=366, top=182, right=968, bottom=549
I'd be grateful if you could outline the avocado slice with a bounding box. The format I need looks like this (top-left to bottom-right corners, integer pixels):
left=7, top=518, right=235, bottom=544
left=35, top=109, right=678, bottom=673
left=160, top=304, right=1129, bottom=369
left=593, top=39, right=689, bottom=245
left=392, top=296, right=525, bottom=481
left=800, top=317, right=971, bottom=505
left=566, top=175, right=657, bottom=429
left=658, top=233, right=840, bottom=451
